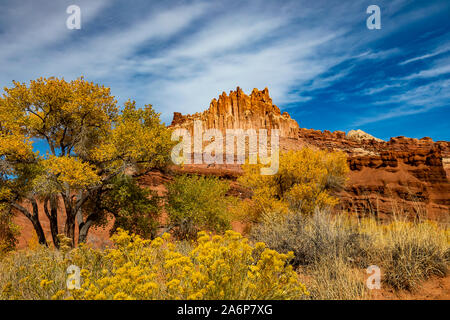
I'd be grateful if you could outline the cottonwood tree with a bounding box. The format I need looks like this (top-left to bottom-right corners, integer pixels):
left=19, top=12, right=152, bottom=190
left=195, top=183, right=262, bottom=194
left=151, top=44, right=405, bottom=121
left=0, top=77, right=173, bottom=247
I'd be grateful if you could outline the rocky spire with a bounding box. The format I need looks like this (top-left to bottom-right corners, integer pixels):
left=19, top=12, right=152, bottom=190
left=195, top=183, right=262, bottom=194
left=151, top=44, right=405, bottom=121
left=170, top=87, right=299, bottom=138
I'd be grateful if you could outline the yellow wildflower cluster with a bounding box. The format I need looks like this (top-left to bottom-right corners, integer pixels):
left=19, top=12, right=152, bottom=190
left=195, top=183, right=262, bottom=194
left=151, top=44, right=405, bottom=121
left=39, top=279, right=54, bottom=289
left=68, top=229, right=309, bottom=300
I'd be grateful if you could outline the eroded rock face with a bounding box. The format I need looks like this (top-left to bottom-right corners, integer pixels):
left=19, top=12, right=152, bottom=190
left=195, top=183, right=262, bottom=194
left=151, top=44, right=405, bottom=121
left=167, top=88, right=449, bottom=221
left=342, top=144, right=450, bottom=221
left=170, top=87, right=299, bottom=138
left=292, top=130, right=450, bottom=220
left=13, top=89, right=448, bottom=248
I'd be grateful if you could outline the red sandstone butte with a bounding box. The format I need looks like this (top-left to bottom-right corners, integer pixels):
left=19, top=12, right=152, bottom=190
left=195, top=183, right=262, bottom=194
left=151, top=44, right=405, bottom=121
left=170, top=87, right=299, bottom=138
left=170, top=87, right=450, bottom=222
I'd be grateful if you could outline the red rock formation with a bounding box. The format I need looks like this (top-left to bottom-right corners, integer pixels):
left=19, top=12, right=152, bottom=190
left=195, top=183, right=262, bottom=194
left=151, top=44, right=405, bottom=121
left=169, top=88, right=450, bottom=221
left=12, top=88, right=450, bottom=248
left=283, top=130, right=450, bottom=221
left=170, top=87, right=299, bottom=138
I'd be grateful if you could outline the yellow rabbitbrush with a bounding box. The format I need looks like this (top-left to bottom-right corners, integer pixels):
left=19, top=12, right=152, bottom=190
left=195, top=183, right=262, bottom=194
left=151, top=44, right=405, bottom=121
left=67, top=229, right=309, bottom=300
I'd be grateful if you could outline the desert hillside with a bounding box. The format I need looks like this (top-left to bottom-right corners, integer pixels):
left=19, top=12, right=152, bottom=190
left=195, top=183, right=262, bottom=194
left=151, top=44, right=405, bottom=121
left=169, top=87, right=450, bottom=222
left=13, top=87, right=449, bottom=250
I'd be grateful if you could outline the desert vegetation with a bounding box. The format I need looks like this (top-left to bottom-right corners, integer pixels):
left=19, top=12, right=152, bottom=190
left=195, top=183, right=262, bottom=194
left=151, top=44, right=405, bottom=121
left=0, top=78, right=449, bottom=300
left=251, top=211, right=448, bottom=298
left=1, top=210, right=447, bottom=300
left=165, top=175, right=236, bottom=240
left=236, top=149, right=348, bottom=225
left=0, top=230, right=309, bottom=300
left=0, top=77, right=174, bottom=248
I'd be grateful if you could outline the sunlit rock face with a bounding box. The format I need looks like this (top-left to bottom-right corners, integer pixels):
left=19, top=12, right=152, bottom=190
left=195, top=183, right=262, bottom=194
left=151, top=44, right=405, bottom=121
left=168, top=87, right=450, bottom=221
left=170, top=87, right=299, bottom=138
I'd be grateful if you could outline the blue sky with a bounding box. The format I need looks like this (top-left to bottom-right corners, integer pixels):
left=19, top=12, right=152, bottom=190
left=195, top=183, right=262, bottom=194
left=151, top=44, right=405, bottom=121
left=0, top=0, right=449, bottom=141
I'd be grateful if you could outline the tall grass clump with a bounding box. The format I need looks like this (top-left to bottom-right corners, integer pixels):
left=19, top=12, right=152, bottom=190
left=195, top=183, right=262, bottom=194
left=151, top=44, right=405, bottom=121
left=361, top=218, right=449, bottom=291
left=250, top=210, right=371, bottom=268
left=251, top=209, right=449, bottom=297
left=302, top=257, right=369, bottom=300
left=251, top=210, right=371, bottom=299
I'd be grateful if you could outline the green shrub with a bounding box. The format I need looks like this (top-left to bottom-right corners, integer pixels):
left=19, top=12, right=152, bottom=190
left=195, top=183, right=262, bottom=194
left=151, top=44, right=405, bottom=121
left=103, top=174, right=161, bottom=239
left=0, top=205, right=19, bottom=256
left=166, top=175, right=236, bottom=240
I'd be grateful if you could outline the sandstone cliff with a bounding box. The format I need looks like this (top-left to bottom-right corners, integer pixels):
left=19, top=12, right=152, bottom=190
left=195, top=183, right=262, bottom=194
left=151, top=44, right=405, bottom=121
left=169, top=88, right=450, bottom=221
left=170, top=87, right=299, bottom=138
left=297, top=132, right=450, bottom=220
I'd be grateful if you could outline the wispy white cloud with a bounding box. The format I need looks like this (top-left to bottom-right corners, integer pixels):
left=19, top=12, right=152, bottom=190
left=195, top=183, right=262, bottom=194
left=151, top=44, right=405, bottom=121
left=0, top=0, right=110, bottom=63
left=354, top=78, right=450, bottom=125
left=360, top=83, right=402, bottom=96
left=0, top=1, right=399, bottom=118
left=399, top=43, right=450, bottom=65
left=0, top=0, right=448, bottom=134
left=401, top=60, right=450, bottom=80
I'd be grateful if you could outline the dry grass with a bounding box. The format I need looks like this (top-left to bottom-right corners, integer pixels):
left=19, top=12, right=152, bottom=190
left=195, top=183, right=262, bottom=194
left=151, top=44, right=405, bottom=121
left=0, top=241, right=105, bottom=299
left=250, top=211, right=371, bottom=268
left=1, top=210, right=448, bottom=300
left=301, top=257, right=369, bottom=300
left=251, top=210, right=449, bottom=298
left=361, top=218, right=449, bottom=291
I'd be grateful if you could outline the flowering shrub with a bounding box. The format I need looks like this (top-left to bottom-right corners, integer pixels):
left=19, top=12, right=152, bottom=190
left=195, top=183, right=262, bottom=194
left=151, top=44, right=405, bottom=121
left=68, top=229, right=309, bottom=300
left=1, top=217, right=448, bottom=300
left=237, top=148, right=348, bottom=224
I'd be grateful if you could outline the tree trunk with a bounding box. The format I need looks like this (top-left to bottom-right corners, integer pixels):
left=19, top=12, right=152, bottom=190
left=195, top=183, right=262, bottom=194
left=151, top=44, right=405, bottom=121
left=44, top=196, right=60, bottom=249
left=76, top=206, right=97, bottom=244
left=63, top=191, right=92, bottom=247
left=12, top=200, right=47, bottom=246
left=78, top=219, right=93, bottom=244
left=30, top=215, right=47, bottom=246
left=29, top=198, right=48, bottom=246
left=64, top=203, right=76, bottom=247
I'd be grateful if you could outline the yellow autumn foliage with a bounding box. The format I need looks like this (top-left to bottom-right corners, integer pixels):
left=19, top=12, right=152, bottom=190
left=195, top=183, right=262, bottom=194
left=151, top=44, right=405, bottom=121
left=0, top=229, right=309, bottom=300
left=42, top=156, right=101, bottom=189
left=89, top=100, right=174, bottom=170
left=0, top=216, right=447, bottom=300
left=0, top=77, right=174, bottom=246
left=237, top=148, right=349, bottom=223
left=69, top=229, right=309, bottom=300
left=0, top=134, right=34, bottom=162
